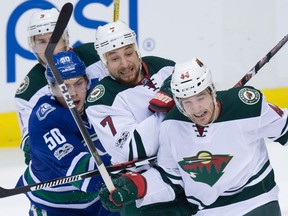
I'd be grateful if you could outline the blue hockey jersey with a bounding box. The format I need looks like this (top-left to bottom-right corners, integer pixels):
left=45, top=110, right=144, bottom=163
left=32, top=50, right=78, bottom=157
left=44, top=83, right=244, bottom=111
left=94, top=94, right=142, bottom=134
left=17, top=95, right=116, bottom=215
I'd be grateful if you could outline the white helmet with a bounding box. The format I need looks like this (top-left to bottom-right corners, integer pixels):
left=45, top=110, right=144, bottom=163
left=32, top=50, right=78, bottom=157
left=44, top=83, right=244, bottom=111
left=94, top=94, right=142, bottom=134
left=27, top=8, right=69, bottom=56
left=171, top=58, right=214, bottom=99
left=94, top=20, right=140, bottom=65
left=171, top=58, right=217, bottom=125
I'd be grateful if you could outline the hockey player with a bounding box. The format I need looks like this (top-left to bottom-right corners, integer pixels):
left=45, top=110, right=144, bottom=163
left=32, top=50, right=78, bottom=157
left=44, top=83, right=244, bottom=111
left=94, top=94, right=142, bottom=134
left=86, top=20, right=175, bottom=164
left=14, top=8, right=107, bottom=165
left=98, top=58, right=288, bottom=215
left=17, top=50, right=118, bottom=216
left=85, top=21, right=195, bottom=215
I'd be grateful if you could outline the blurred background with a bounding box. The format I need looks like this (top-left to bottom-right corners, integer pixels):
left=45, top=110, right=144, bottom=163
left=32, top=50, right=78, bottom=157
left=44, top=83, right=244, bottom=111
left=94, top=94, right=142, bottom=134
left=0, top=0, right=288, bottom=214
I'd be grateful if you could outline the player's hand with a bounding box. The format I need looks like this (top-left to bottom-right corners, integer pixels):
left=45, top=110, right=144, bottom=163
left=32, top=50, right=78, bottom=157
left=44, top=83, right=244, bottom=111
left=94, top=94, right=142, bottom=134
left=99, top=172, right=147, bottom=212
left=149, top=77, right=175, bottom=113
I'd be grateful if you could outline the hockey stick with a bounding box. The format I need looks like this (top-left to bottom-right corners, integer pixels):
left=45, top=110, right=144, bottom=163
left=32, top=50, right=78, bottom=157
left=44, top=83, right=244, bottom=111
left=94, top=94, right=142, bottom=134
left=234, top=34, right=288, bottom=87
left=44, top=2, right=115, bottom=192
left=113, top=0, right=120, bottom=21
left=0, top=156, right=156, bottom=198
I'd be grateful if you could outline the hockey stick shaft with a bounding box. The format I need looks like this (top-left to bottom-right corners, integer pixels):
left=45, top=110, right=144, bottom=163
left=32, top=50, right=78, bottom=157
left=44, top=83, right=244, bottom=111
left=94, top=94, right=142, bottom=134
left=113, top=0, right=120, bottom=21
left=44, top=3, right=115, bottom=192
left=234, top=34, right=288, bottom=87
left=0, top=156, right=156, bottom=198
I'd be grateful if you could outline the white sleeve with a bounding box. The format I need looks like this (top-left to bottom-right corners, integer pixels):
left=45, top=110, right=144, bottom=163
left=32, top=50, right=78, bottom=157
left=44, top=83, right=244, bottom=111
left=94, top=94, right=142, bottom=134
left=14, top=97, right=31, bottom=149
left=136, top=168, right=176, bottom=207
left=257, top=95, right=288, bottom=145
left=14, top=86, right=49, bottom=149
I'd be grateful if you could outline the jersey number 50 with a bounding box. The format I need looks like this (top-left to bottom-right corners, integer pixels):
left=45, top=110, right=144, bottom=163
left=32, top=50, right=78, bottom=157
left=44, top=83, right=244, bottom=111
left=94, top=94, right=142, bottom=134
left=44, top=128, right=67, bottom=151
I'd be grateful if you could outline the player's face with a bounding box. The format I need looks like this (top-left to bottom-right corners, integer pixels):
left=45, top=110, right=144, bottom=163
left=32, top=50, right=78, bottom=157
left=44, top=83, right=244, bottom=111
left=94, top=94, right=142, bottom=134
left=53, top=76, right=88, bottom=113
left=181, top=89, right=216, bottom=126
left=33, top=33, right=67, bottom=64
left=105, top=44, right=141, bottom=86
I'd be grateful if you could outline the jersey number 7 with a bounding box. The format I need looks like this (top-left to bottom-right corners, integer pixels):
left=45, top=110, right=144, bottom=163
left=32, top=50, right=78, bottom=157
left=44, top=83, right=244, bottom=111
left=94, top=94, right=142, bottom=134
left=100, top=116, right=117, bottom=136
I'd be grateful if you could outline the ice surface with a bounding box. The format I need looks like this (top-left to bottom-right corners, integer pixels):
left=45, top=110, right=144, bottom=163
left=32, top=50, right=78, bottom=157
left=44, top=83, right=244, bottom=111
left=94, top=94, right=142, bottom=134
left=0, top=147, right=29, bottom=215
left=0, top=141, right=287, bottom=215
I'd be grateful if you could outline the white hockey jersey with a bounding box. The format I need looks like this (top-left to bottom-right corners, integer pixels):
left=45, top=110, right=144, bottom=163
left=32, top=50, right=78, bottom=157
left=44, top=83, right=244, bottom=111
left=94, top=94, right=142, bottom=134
left=139, top=86, right=288, bottom=215
left=86, top=56, right=175, bottom=164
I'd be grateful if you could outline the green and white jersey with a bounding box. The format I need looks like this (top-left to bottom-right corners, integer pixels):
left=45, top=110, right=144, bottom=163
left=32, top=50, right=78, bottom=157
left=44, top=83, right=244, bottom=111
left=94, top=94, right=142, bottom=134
left=14, top=43, right=106, bottom=151
left=139, top=86, right=288, bottom=215
left=86, top=56, right=175, bottom=164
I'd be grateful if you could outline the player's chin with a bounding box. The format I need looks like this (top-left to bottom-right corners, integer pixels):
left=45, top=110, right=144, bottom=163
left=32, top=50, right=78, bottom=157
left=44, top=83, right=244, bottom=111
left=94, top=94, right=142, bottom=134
left=120, top=76, right=138, bottom=86
left=74, top=101, right=84, bottom=112
left=192, top=116, right=210, bottom=126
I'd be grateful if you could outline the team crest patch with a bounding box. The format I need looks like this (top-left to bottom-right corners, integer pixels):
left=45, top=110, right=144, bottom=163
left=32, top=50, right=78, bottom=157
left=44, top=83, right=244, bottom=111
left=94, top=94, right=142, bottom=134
left=238, top=88, right=260, bottom=105
left=16, top=76, right=29, bottom=95
left=179, top=151, right=233, bottom=187
left=36, top=103, right=56, bottom=120
left=87, top=84, right=105, bottom=102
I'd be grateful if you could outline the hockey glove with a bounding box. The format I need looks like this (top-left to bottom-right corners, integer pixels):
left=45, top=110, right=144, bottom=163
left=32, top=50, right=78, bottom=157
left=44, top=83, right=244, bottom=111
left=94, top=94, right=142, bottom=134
left=99, top=172, right=147, bottom=212
left=148, top=76, right=175, bottom=113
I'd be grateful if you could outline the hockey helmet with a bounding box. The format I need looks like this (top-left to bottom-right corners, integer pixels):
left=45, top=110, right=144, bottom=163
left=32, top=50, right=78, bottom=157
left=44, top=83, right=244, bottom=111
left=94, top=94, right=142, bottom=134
left=171, top=58, right=214, bottom=99
left=45, top=50, right=87, bottom=85
left=27, top=8, right=69, bottom=55
left=94, top=20, right=140, bottom=64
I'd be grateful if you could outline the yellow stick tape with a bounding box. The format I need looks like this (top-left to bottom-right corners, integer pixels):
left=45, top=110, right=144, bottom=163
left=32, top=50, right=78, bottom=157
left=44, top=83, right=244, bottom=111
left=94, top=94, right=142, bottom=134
left=0, top=87, right=287, bottom=148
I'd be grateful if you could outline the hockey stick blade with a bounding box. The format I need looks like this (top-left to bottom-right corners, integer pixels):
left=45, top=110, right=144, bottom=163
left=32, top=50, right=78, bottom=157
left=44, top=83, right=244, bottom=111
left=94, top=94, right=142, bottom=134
left=234, top=34, right=288, bottom=87
left=0, top=156, right=156, bottom=198
left=44, top=2, right=73, bottom=59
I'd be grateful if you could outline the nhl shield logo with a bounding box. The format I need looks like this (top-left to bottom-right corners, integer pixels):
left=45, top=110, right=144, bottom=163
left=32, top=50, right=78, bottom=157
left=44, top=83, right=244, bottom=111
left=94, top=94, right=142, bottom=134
left=238, top=88, right=260, bottom=105
left=87, top=84, right=105, bottom=102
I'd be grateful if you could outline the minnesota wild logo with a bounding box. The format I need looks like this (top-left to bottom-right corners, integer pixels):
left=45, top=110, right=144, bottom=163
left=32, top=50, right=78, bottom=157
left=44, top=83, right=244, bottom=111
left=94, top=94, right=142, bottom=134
left=87, top=84, right=105, bottom=102
left=16, top=76, right=29, bottom=95
left=179, top=151, right=233, bottom=187
left=238, top=88, right=260, bottom=105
